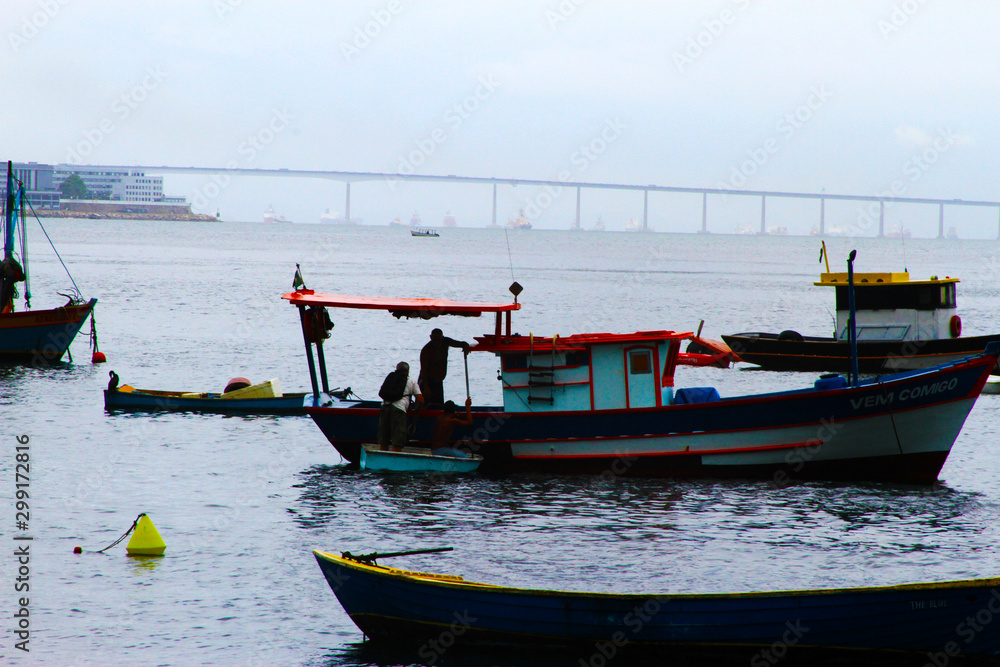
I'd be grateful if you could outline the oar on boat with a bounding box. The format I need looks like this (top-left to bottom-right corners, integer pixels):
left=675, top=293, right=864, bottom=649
left=342, top=546, right=453, bottom=565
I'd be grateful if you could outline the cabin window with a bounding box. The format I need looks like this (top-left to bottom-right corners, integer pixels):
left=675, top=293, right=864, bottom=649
left=565, top=351, right=588, bottom=367
left=853, top=325, right=909, bottom=341
left=629, top=350, right=652, bottom=374
left=504, top=355, right=528, bottom=371
left=836, top=283, right=956, bottom=311
left=942, top=284, right=956, bottom=308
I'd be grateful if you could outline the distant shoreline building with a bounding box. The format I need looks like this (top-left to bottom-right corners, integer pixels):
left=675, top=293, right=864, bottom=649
left=4, top=161, right=190, bottom=211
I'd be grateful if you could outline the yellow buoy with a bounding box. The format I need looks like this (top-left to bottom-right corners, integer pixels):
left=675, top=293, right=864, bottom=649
left=125, top=514, right=166, bottom=556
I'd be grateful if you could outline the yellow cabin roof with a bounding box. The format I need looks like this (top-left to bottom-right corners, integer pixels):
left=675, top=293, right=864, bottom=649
left=815, top=272, right=960, bottom=286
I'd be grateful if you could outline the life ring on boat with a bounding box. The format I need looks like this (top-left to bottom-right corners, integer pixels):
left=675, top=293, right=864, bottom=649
left=304, top=306, right=334, bottom=344
left=949, top=315, right=962, bottom=338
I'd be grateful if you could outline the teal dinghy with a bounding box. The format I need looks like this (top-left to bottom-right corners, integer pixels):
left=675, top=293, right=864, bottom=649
left=359, top=444, right=482, bottom=473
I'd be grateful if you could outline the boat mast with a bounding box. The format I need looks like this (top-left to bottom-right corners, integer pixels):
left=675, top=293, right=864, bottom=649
left=4, top=161, right=15, bottom=261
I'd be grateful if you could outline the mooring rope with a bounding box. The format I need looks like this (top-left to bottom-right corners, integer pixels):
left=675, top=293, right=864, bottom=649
left=95, top=513, right=145, bottom=553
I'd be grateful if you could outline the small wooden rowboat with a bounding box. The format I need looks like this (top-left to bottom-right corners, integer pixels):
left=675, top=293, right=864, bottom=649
left=103, top=378, right=314, bottom=414
left=359, top=444, right=482, bottom=473
left=315, top=549, right=1000, bottom=657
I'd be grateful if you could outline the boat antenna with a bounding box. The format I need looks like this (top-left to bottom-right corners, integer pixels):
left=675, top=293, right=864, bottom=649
left=846, top=249, right=860, bottom=387
left=504, top=228, right=515, bottom=281
left=820, top=240, right=830, bottom=273
left=902, top=231, right=908, bottom=273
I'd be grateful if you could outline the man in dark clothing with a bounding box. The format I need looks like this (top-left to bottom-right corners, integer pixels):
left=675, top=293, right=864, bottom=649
left=377, top=361, right=423, bottom=450
left=418, top=328, right=470, bottom=406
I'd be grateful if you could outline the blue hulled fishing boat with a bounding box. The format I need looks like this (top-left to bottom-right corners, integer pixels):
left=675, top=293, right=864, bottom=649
left=315, top=548, right=1000, bottom=657
left=283, top=259, right=1000, bottom=483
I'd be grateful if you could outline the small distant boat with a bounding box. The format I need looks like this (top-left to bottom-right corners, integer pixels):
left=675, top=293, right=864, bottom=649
left=264, top=205, right=292, bottom=224
left=947, top=226, right=959, bottom=240
left=359, top=444, right=482, bottom=473
left=410, top=228, right=440, bottom=238
left=1, top=161, right=97, bottom=362
left=410, top=212, right=422, bottom=227
left=316, top=549, right=1000, bottom=656
left=388, top=217, right=405, bottom=227
left=442, top=211, right=457, bottom=228
left=591, top=216, right=605, bottom=231
left=506, top=210, right=532, bottom=230
left=886, top=223, right=912, bottom=239
left=625, top=217, right=640, bottom=231
left=103, top=377, right=325, bottom=414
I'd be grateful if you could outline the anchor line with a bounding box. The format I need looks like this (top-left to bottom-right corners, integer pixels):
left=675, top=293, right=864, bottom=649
left=878, top=379, right=905, bottom=455
left=95, top=513, right=145, bottom=553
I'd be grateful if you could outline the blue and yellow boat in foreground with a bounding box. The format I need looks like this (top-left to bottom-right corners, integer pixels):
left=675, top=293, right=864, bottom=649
left=316, top=549, right=1000, bottom=657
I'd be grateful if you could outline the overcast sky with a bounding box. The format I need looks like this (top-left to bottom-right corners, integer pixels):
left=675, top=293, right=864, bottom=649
left=4, top=1, right=999, bottom=234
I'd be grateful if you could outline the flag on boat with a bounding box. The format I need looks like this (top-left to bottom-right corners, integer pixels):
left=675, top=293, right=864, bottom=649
left=293, top=266, right=305, bottom=290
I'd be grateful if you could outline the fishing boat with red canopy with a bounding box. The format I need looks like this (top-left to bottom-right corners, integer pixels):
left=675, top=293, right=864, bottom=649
left=1, top=161, right=98, bottom=363
left=285, top=267, right=999, bottom=483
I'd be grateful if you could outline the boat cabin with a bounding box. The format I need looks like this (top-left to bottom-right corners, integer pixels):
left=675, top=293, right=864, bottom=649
left=472, top=331, right=690, bottom=413
left=816, top=272, right=960, bottom=342
left=283, top=287, right=698, bottom=413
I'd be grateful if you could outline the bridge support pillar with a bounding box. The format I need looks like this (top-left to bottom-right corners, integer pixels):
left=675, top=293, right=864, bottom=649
left=643, top=190, right=648, bottom=231
left=701, top=192, right=707, bottom=233
left=575, top=187, right=581, bottom=230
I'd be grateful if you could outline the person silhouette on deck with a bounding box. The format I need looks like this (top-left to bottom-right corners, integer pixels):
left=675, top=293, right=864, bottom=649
left=418, top=328, right=470, bottom=407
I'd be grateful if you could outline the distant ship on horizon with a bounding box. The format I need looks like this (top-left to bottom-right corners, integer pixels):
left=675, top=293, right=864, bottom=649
left=320, top=207, right=363, bottom=224
left=443, top=211, right=457, bottom=227
left=264, top=204, right=292, bottom=223
left=506, top=209, right=532, bottom=230
left=886, top=223, right=912, bottom=239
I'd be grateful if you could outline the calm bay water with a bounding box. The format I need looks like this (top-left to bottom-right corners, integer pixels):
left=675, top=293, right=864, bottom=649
left=3, top=219, right=1000, bottom=666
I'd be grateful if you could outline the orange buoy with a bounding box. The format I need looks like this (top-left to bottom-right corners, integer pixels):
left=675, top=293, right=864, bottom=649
left=73, top=546, right=82, bottom=554
left=92, top=351, right=107, bottom=363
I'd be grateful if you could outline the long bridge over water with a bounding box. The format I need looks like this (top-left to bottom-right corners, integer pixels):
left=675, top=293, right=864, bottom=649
left=111, top=165, right=1000, bottom=237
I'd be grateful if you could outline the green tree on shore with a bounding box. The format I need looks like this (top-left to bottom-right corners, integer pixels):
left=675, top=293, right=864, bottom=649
left=59, top=174, right=90, bottom=199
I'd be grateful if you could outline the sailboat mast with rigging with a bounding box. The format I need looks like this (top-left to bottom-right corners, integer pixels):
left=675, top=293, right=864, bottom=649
left=0, top=161, right=98, bottom=362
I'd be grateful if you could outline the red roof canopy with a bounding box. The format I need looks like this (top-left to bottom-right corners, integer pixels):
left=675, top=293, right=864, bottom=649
left=282, top=290, right=520, bottom=319
left=472, top=330, right=691, bottom=352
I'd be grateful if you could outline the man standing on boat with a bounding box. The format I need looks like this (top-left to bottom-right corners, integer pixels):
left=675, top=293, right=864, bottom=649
left=419, top=328, right=471, bottom=406
left=377, top=361, right=423, bottom=451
